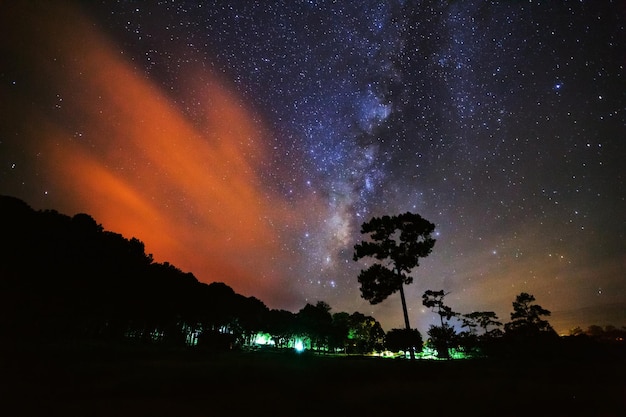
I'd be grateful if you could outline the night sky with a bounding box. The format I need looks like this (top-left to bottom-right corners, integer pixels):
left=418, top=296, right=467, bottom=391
left=1, top=1, right=624, bottom=334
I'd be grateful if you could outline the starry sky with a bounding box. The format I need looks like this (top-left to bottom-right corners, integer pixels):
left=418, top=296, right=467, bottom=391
left=1, top=1, right=624, bottom=334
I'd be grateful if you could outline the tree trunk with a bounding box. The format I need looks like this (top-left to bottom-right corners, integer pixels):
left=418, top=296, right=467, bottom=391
left=398, top=282, right=415, bottom=360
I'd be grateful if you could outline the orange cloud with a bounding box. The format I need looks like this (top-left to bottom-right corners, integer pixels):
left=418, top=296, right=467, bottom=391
left=4, top=2, right=301, bottom=306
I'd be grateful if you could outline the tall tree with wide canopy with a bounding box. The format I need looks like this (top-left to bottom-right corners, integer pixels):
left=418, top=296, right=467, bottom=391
left=353, top=212, right=436, bottom=359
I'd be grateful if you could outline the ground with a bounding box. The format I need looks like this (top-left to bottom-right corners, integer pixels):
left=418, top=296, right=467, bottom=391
left=2, top=344, right=624, bottom=416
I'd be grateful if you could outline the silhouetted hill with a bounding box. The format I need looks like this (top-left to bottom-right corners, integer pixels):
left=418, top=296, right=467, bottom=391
left=0, top=195, right=265, bottom=347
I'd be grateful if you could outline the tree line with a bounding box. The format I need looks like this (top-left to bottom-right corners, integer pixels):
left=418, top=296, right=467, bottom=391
left=0, top=195, right=387, bottom=353
left=1, top=196, right=622, bottom=358
left=353, top=212, right=625, bottom=359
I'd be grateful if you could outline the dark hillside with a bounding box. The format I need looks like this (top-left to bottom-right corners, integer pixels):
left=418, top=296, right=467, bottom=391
left=0, top=195, right=249, bottom=347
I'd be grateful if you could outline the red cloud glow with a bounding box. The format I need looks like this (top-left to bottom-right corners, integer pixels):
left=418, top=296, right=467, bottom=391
left=4, top=2, right=303, bottom=306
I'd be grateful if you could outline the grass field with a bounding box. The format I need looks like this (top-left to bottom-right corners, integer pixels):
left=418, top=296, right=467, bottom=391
left=2, top=345, right=625, bottom=416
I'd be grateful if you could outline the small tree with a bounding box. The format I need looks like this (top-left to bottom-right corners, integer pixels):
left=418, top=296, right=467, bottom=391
left=502, top=293, right=559, bottom=357
left=427, top=325, right=457, bottom=359
left=422, top=290, right=457, bottom=359
left=504, top=292, right=555, bottom=337
left=459, top=311, right=503, bottom=356
left=348, top=312, right=385, bottom=354
left=463, top=311, right=502, bottom=337
left=353, top=212, right=436, bottom=359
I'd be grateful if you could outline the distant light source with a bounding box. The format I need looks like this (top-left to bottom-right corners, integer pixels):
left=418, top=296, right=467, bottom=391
left=254, top=332, right=274, bottom=346
left=294, top=339, right=304, bottom=352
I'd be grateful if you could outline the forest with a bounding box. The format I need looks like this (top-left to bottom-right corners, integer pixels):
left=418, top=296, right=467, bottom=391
left=0, top=195, right=385, bottom=354
left=1, top=195, right=623, bottom=360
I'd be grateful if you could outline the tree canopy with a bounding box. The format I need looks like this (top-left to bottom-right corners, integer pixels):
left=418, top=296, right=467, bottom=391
left=354, top=213, right=435, bottom=316
left=504, top=292, right=556, bottom=337
left=385, top=328, right=423, bottom=354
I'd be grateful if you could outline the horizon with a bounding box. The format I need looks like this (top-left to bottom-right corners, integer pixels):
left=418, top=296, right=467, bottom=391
left=3, top=193, right=622, bottom=336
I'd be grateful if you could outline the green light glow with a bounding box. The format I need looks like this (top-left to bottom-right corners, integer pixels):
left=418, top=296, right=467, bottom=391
left=294, top=339, right=304, bottom=352
left=419, top=346, right=439, bottom=359
left=253, top=332, right=274, bottom=346
left=419, top=346, right=470, bottom=360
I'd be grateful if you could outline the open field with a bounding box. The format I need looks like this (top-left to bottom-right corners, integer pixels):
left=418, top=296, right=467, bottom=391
left=2, top=345, right=625, bottom=417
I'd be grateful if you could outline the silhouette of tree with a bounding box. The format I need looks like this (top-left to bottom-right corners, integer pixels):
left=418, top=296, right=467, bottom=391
left=329, top=312, right=351, bottom=352
left=348, top=312, right=385, bottom=354
left=586, top=324, right=605, bottom=338
left=456, top=311, right=502, bottom=356
left=353, top=212, right=436, bottom=359
left=426, top=325, right=457, bottom=359
left=297, top=301, right=333, bottom=351
left=385, top=328, right=423, bottom=356
left=232, top=295, right=269, bottom=346
left=499, top=293, right=559, bottom=357
left=460, top=315, right=478, bottom=335
left=422, top=290, right=458, bottom=359
left=266, top=309, right=297, bottom=348
left=71, top=213, right=103, bottom=234
left=463, top=311, right=503, bottom=337
left=504, top=292, right=556, bottom=337
left=568, top=326, right=585, bottom=337
left=602, top=325, right=626, bottom=343
left=422, top=290, right=457, bottom=326
left=327, top=311, right=385, bottom=354
left=582, top=325, right=626, bottom=343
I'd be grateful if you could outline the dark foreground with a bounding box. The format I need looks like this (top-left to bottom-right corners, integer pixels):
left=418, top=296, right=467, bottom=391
left=2, top=344, right=625, bottom=417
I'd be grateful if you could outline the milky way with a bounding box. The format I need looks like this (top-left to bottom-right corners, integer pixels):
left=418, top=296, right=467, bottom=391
left=1, top=1, right=624, bottom=333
